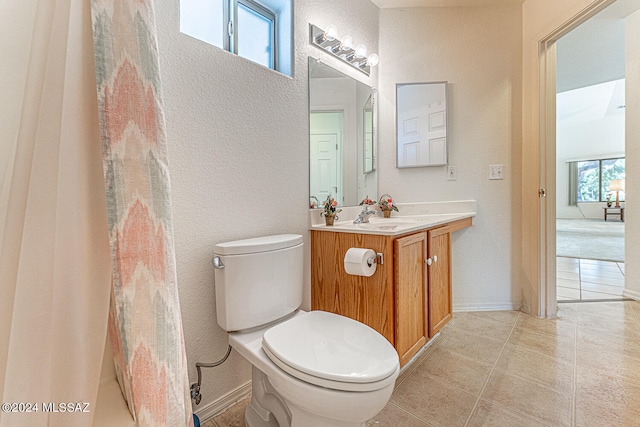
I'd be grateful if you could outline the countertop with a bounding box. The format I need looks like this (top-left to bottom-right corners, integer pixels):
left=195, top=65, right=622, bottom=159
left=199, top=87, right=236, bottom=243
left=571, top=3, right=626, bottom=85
left=309, top=201, right=476, bottom=236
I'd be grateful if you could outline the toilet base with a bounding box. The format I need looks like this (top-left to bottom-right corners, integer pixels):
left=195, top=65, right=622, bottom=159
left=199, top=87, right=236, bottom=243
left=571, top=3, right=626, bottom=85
left=245, top=366, right=290, bottom=427
left=245, top=366, right=389, bottom=427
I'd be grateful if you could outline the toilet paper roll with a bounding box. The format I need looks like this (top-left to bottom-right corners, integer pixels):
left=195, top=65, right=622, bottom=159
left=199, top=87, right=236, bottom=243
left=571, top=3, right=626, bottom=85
left=344, top=248, right=377, bottom=277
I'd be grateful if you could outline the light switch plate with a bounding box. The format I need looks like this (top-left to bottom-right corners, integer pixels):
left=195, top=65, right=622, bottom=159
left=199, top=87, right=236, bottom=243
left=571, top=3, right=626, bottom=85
left=489, top=164, right=504, bottom=180
left=447, top=166, right=457, bottom=181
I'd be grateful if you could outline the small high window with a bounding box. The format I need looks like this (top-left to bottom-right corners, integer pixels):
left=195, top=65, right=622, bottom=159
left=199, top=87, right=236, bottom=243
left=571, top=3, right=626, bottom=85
left=180, top=0, right=292, bottom=76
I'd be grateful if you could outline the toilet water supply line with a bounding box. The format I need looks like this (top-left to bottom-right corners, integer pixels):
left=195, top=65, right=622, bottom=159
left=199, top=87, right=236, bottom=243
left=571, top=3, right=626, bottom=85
left=190, top=345, right=232, bottom=405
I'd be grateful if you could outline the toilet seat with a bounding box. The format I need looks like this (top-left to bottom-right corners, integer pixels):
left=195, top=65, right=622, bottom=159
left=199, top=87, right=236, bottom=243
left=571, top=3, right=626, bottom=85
left=262, top=311, right=399, bottom=392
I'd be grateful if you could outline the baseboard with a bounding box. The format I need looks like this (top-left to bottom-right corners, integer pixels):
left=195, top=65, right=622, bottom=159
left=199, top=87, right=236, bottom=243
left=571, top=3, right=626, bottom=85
left=453, top=302, right=522, bottom=312
left=194, top=382, right=251, bottom=424
left=623, top=289, right=640, bottom=301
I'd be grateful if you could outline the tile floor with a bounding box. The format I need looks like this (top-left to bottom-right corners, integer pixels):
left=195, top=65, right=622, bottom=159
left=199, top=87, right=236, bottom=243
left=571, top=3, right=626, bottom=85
left=557, top=257, right=626, bottom=301
left=202, top=301, right=640, bottom=427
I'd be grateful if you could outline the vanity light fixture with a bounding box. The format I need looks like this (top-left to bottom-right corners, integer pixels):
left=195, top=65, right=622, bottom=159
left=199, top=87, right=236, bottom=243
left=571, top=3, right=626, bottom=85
left=309, top=24, right=378, bottom=76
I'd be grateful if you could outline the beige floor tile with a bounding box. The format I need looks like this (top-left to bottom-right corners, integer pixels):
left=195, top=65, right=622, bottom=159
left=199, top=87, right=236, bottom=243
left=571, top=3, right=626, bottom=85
left=577, top=301, right=638, bottom=322
left=494, top=343, right=574, bottom=394
left=576, top=340, right=640, bottom=385
left=436, top=328, right=506, bottom=366
left=200, top=418, right=218, bottom=427
left=463, top=310, right=521, bottom=326
left=575, top=398, right=640, bottom=427
left=515, top=314, right=576, bottom=339
left=466, top=399, right=545, bottom=427
left=390, top=373, right=478, bottom=427
left=411, top=346, right=493, bottom=396
left=481, top=370, right=572, bottom=427
left=556, top=303, right=579, bottom=320
left=212, top=396, right=250, bottom=427
left=576, top=312, right=638, bottom=334
left=368, top=403, right=432, bottom=426
left=449, top=312, right=516, bottom=342
left=575, top=365, right=640, bottom=425
left=576, top=324, right=640, bottom=359
left=507, top=327, right=576, bottom=363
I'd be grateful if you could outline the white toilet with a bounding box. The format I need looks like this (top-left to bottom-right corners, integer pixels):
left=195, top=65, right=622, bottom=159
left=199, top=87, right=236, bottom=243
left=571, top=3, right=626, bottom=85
left=213, top=234, right=400, bottom=427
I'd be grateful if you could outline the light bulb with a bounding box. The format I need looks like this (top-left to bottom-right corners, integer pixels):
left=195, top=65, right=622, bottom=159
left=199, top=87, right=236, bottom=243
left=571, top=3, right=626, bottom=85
left=366, top=53, right=379, bottom=67
left=324, top=25, right=338, bottom=41
left=354, top=44, right=367, bottom=59
left=340, top=35, right=353, bottom=51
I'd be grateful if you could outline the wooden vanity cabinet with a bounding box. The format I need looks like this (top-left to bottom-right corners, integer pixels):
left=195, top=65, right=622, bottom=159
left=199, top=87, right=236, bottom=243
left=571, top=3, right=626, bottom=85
left=310, top=231, right=396, bottom=345
left=394, top=233, right=428, bottom=366
left=426, top=226, right=453, bottom=337
left=311, top=217, right=470, bottom=367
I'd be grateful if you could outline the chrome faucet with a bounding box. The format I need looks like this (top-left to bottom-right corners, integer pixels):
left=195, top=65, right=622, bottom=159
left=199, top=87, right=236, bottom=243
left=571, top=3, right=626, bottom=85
left=354, top=204, right=377, bottom=224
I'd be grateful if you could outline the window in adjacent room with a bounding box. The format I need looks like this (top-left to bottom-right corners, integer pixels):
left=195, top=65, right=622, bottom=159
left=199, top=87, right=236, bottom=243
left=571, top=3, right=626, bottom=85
left=180, top=0, right=292, bottom=76
left=574, top=157, right=625, bottom=203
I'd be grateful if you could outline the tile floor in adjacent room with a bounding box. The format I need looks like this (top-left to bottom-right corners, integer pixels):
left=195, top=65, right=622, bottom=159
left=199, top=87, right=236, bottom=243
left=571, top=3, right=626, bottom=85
left=557, top=257, right=626, bottom=301
left=202, top=301, right=640, bottom=427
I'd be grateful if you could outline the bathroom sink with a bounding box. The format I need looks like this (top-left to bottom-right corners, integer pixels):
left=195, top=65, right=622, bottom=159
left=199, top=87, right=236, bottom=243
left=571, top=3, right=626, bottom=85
left=366, top=217, right=418, bottom=225
left=319, top=213, right=472, bottom=235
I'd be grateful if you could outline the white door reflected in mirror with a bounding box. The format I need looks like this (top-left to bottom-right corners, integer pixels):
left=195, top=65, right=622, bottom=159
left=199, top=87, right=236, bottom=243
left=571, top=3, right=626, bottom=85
left=396, top=82, right=448, bottom=168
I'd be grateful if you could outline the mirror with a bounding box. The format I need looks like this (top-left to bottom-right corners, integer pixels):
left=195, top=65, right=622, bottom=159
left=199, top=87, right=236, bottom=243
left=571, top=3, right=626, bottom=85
left=309, top=58, right=377, bottom=208
left=363, top=95, right=374, bottom=174
left=396, top=82, right=448, bottom=168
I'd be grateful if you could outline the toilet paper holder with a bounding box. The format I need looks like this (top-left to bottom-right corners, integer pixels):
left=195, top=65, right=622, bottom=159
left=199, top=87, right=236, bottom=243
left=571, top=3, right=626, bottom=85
left=367, top=252, right=384, bottom=267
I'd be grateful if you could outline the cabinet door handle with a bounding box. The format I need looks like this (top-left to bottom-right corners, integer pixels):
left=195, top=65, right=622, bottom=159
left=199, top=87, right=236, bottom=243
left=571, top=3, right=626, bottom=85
left=433, top=255, right=438, bottom=263
left=425, top=258, right=432, bottom=266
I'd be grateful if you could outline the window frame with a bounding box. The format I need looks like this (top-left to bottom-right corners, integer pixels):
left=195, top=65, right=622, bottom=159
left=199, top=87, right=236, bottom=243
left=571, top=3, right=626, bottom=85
left=574, top=156, right=625, bottom=203
left=229, top=0, right=277, bottom=70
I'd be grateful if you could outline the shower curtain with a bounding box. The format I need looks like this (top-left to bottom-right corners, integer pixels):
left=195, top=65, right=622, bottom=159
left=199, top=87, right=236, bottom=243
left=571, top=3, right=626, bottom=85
left=89, top=0, right=193, bottom=425
left=1, top=0, right=193, bottom=425
left=0, top=0, right=112, bottom=426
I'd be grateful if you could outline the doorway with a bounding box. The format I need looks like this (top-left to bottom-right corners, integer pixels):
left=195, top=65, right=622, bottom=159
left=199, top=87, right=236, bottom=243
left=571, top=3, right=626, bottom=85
left=554, top=6, right=628, bottom=302
left=541, top=0, right=639, bottom=312
left=310, top=111, right=343, bottom=205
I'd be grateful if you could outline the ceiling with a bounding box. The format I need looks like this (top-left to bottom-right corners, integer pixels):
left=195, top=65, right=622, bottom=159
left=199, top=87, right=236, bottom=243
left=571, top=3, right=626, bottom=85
left=370, top=0, right=523, bottom=8
left=557, top=0, right=640, bottom=93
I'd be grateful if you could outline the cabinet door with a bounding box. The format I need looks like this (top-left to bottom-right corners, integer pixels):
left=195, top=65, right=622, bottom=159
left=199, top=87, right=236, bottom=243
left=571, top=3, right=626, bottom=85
left=311, top=231, right=395, bottom=345
left=427, top=226, right=452, bottom=337
left=394, top=233, right=427, bottom=366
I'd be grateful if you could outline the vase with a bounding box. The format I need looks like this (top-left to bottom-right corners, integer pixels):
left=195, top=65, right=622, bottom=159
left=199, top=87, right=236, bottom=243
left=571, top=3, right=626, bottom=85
left=383, top=210, right=391, bottom=218
left=325, top=215, right=336, bottom=226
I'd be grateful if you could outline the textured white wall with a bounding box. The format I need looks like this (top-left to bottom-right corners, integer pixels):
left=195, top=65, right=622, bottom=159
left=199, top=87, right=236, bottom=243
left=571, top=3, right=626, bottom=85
left=378, top=6, right=523, bottom=310
left=624, top=9, right=640, bottom=299
left=153, top=0, right=379, bottom=413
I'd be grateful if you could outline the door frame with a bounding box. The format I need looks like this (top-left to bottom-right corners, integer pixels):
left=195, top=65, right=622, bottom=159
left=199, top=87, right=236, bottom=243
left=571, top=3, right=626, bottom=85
left=309, top=107, right=347, bottom=205
left=538, top=0, right=617, bottom=316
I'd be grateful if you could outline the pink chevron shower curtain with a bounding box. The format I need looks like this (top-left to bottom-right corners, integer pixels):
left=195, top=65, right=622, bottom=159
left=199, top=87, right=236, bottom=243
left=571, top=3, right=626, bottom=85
left=89, top=1, right=193, bottom=425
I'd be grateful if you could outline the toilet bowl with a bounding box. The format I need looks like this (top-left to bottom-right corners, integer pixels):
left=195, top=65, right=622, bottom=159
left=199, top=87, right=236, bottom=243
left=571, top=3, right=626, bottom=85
left=213, top=235, right=400, bottom=427
left=229, top=311, right=399, bottom=427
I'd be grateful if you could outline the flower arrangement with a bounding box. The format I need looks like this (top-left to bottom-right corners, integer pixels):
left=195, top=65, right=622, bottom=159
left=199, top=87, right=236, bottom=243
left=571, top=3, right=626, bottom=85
left=321, top=194, right=341, bottom=218
left=359, top=195, right=376, bottom=206
left=379, top=195, right=399, bottom=212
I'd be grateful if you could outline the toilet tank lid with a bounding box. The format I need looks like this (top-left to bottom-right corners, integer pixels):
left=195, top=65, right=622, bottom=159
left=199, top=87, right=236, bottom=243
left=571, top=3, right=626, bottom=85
left=214, top=234, right=303, bottom=256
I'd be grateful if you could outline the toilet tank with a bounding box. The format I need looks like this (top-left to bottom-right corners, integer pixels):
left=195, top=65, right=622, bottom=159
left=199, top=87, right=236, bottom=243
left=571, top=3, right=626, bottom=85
left=213, top=234, right=304, bottom=332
